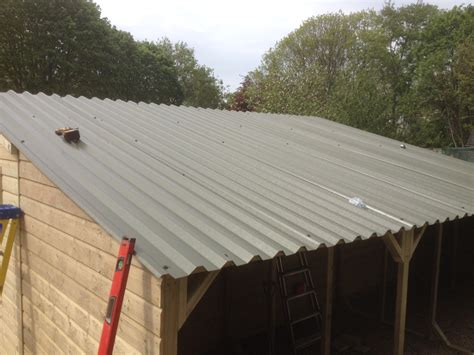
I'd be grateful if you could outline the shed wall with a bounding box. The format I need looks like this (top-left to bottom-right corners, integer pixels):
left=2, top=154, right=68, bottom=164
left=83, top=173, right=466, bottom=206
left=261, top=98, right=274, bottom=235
left=0, top=139, right=22, bottom=354
left=0, top=141, right=164, bottom=354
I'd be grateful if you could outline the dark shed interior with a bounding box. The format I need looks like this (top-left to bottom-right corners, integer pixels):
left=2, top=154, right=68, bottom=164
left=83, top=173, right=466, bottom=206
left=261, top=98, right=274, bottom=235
left=179, top=216, right=474, bottom=355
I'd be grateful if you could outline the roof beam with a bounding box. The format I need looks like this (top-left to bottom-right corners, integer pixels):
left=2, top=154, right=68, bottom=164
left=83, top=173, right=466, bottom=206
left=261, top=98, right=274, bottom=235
left=383, top=224, right=427, bottom=265
left=177, top=271, right=220, bottom=330
left=382, top=232, right=403, bottom=263
left=186, top=271, right=219, bottom=318
left=410, top=224, right=427, bottom=260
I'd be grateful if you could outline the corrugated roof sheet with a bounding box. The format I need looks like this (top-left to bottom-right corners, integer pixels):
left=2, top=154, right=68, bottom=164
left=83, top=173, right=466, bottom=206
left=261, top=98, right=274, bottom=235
left=0, top=91, right=472, bottom=278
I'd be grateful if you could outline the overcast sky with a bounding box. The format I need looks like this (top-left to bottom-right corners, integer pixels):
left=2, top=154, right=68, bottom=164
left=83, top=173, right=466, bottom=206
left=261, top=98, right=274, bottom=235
left=94, top=0, right=466, bottom=91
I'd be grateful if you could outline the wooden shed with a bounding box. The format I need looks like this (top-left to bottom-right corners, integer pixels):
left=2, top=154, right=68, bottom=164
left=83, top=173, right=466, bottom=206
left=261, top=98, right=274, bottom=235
left=0, top=91, right=472, bottom=355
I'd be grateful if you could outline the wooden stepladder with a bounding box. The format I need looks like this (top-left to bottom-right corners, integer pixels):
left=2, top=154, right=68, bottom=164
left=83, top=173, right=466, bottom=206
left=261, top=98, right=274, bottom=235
left=277, top=252, right=323, bottom=354
left=98, top=237, right=135, bottom=355
left=0, top=204, right=21, bottom=297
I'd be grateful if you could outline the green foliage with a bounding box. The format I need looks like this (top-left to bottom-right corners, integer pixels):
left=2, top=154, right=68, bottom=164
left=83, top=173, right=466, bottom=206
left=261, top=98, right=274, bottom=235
left=154, top=38, right=226, bottom=108
left=406, top=5, right=474, bottom=147
left=0, top=0, right=224, bottom=107
left=234, top=3, right=474, bottom=148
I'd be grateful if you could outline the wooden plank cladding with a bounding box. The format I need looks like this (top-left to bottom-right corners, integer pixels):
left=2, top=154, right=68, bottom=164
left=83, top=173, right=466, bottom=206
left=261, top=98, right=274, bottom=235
left=19, top=179, right=92, bottom=221
left=1, top=137, right=165, bottom=354
left=0, top=142, right=22, bottom=354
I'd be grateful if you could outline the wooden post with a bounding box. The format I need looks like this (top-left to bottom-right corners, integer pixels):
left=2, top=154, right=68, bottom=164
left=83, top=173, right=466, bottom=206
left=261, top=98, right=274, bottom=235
left=393, top=230, right=412, bottom=355
left=429, top=222, right=472, bottom=354
left=451, top=219, right=459, bottom=289
left=266, top=259, right=277, bottom=355
left=161, top=276, right=180, bottom=355
left=177, top=278, right=188, bottom=329
left=380, top=248, right=389, bottom=323
left=223, top=269, right=232, bottom=346
left=323, top=247, right=335, bottom=355
left=428, top=223, right=442, bottom=337
left=382, top=227, right=423, bottom=355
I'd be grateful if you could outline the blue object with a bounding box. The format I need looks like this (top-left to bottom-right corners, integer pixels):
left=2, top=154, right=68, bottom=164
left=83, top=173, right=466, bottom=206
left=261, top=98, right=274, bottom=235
left=0, top=205, right=21, bottom=219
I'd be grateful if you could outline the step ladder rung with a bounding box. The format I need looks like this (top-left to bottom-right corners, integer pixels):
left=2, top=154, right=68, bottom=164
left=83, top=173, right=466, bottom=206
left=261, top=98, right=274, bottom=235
left=286, top=289, right=316, bottom=302
left=281, top=267, right=310, bottom=278
left=291, top=312, right=321, bottom=326
left=277, top=252, right=322, bottom=355
left=0, top=205, right=21, bottom=219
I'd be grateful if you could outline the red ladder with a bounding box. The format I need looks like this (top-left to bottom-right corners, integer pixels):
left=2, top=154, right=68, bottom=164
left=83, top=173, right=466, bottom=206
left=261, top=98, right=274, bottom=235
left=98, top=237, right=135, bottom=355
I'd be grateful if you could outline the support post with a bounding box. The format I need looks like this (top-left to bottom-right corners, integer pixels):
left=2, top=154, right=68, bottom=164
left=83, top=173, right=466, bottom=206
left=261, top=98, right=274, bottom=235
left=380, top=248, right=389, bottom=323
left=428, top=223, right=442, bottom=337
left=451, top=219, right=459, bottom=289
left=383, top=227, right=426, bottom=355
left=429, top=223, right=473, bottom=354
left=177, top=278, right=188, bottom=329
left=161, top=276, right=180, bottom=355
left=393, top=229, right=413, bottom=355
left=323, top=247, right=335, bottom=355
left=266, top=259, right=277, bottom=355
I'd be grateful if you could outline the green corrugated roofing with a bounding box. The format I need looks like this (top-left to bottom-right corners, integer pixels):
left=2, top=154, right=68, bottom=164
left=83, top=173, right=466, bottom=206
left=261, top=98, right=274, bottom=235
left=0, top=91, right=472, bottom=278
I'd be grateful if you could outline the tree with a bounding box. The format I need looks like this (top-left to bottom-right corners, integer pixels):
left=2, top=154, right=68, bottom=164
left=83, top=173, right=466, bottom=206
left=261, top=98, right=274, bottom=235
left=154, top=38, right=225, bottom=108
left=234, top=3, right=473, bottom=148
left=0, top=0, right=193, bottom=105
left=407, top=5, right=474, bottom=147
left=134, top=41, right=183, bottom=104
left=0, top=0, right=112, bottom=96
left=248, top=12, right=360, bottom=116
left=227, top=76, right=256, bottom=112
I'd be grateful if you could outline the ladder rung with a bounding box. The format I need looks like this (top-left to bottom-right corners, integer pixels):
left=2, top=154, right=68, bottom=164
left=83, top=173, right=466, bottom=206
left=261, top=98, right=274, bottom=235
left=295, top=333, right=322, bottom=350
left=291, top=312, right=321, bottom=326
left=0, top=205, right=21, bottom=219
left=286, top=289, right=316, bottom=302
left=281, top=267, right=310, bottom=278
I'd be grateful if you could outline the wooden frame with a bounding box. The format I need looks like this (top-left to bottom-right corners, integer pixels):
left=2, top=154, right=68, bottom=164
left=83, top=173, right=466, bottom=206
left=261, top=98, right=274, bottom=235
left=266, top=258, right=277, bottom=355
left=450, top=219, right=459, bottom=289
left=162, top=249, right=338, bottom=355
left=382, top=226, right=426, bottom=355
left=162, top=221, right=472, bottom=355
left=0, top=138, right=24, bottom=355
left=184, top=271, right=220, bottom=326
left=161, top=276, right=180, bottom=355
left=429, top=223, right=472, bottom=354
left=382, top=223, right=473, bottom=355
left=322, top=246, right=335, bottom=355
left=161, top=271, right=220, bottom=355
